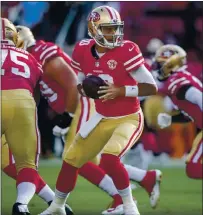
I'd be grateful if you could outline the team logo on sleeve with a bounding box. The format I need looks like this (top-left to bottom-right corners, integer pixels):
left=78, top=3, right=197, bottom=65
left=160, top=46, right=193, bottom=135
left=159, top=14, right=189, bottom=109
left=88, top=12, right=100, bottom=22
left=107, top=60, right=117, bottom=70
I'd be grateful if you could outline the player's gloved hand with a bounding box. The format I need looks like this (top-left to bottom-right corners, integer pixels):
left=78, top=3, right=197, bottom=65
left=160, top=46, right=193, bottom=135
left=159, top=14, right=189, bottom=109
left=157, top=113, right=172, bottom=129
left=77, top=84, right=87, bottom=97
left=52, top=112, right=73, bottom=137
left=97, top=82, right=125, bottom=102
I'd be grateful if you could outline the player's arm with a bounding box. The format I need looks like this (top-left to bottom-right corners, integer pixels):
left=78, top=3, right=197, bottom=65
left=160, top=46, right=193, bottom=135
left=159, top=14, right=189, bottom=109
left=77, top=71, right=87, bottom=96
left=128, top=64, right=158, bottom=96
left=176, top=85, right=203, bottom=111
left=43, top=56, right=79, bottom=114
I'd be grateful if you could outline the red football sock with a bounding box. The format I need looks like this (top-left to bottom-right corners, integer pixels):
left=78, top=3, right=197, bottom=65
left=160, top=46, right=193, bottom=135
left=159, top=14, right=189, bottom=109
left=111, top=194, right=123, bottom=207
left=140, top=170, right=156, bottom=194
left=79, top=161, right=105, bottom=185
left=3, top=163, right=17, bottom=180
left=186, top=162, right=202, bottom=179
left=35, top=175, right=47, bottom=194
left=80, top=161, right=123, bottom=205
left=56, top=161, right=79, bottom=193
left=16, top=168, right=41, bottom=187
left=99, top=154, right=130, bottom=190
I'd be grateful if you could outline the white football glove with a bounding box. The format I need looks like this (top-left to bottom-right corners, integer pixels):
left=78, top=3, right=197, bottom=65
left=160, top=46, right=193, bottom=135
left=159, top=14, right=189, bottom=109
left=16, top=25, right=36, bottom=49
left=157, top=113, right=172, bottom=129
left=53, top=125, right=70, bottom=137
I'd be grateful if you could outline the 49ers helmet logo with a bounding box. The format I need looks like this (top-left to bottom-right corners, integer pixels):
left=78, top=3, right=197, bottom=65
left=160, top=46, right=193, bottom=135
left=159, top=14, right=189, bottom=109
left=107, top=60, right=117, bottom=70
left=88, top=12, right=100, bottom=22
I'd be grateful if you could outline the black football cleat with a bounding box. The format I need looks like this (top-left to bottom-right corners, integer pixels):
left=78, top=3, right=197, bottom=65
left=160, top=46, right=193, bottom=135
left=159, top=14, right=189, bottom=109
left=48, top=201, right=74, bottom=215
left=64, top=204, right=74, bottom=215
left=12, top=203, right=30, bottom=215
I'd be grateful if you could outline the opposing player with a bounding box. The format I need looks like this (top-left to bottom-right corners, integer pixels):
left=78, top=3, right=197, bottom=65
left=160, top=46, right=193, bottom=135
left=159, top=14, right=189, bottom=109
left=149, top=44, right=202, bottom=179
left=40, top=6, right=159, bottom=215
left=1, top=18, right=56, bottom=215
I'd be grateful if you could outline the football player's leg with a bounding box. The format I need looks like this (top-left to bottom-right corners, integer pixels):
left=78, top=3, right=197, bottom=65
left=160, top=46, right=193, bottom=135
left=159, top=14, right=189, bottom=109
left=1, top=136, right=17, bottom=180
left=79, top=160, right=123, bottom=209
left=1, top=136, right=72, bottom=214
left=64, top=98, right=123, bottom=208
left=40, top=121, right=113, bottom=215
left=186, top=131, right=203, bottom=179
left=124, top=164, right=162, bottom=208
left=5, top=104, right=41, bottom=213
left=4, top=96, right=58, bottom=214
left=100, top=112, right=144, bottom=215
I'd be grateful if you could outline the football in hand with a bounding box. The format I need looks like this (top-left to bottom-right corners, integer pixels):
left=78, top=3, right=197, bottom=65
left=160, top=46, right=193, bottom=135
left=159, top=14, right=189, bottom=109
left=82, top=75, right=107, bottom=99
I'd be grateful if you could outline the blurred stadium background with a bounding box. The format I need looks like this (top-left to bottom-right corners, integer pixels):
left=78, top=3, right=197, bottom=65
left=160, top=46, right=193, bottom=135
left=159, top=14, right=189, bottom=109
left=1, top=1, right=202, bottom=215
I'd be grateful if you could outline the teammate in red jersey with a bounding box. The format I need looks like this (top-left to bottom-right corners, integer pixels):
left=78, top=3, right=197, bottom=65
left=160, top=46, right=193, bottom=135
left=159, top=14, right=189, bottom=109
left=151, top=44, right=202, bottom=179
left=1, top=18, right=56, bottom=215
left=40, top=6, right=159, bottom=215
left=16, top=26, right=78, bottom=114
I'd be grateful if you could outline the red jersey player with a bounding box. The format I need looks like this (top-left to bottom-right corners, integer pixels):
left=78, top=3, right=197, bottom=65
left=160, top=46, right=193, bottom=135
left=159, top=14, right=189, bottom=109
left=16, top=26, right=78, bottom=115
left=41, top=6, right=160, bottom=215
left=152, top=44, right=202, bottom=179
left=1, top=18, right=59, bottom=215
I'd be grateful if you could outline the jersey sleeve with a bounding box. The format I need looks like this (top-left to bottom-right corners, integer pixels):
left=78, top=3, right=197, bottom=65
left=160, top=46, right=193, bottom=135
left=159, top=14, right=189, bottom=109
left=70, top=41, right=84, bottom=72
left=165, top=71, right=202, bottom=97
left=32, top=42, right=63, bottom=66
left=123, top=41, right=144, bottom=73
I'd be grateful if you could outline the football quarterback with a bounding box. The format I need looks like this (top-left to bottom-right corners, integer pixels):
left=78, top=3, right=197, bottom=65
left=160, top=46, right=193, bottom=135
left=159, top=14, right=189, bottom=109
left=41, top=6, right=159, bottom=215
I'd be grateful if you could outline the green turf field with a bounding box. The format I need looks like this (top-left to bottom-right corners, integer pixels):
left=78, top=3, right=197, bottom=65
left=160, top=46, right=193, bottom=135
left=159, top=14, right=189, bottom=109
left=2, top=164, right=202, bottom=215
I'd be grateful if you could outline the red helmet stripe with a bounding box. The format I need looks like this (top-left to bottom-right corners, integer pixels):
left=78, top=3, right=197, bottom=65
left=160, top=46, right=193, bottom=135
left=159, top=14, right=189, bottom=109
left=113, top=8, right=118, bottom=19
left=105, top=6, right=114, bottom=19
left=1, top=19, right=6, bottom=39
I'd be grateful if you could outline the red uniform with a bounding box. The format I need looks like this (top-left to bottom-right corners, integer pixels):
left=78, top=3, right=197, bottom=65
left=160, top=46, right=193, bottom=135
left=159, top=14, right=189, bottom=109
left=1, top=43, right=42, bottom=94
left=30, top=40, right=73, bottom=113
left=159, top=66, right=202, bottom=129
left=1, top=43, right=42, bottom=172
left=71, top=39, right=144, bottom=117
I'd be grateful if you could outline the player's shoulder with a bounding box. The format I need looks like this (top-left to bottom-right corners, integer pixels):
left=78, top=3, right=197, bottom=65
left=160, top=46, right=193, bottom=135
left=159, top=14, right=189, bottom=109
left=36, top=40, right=58, bottom=48
left=118, top=40, right=143, bottom=62
left=33, top=40, right=59, bottom=54
left=122, top=40, right=140, bottom=49
left=72, top=39, right=94, bottom=61
left=120, top=40, right=142, bottom=54
left=170, top=66, right=192, bottom=81
left=117, top=40, right=144, bottom=72
left=32, top=40, right=61, bottom=64
left=74, top=39, right=94, bottom=52
left=164, top=67, right=194, bottom=95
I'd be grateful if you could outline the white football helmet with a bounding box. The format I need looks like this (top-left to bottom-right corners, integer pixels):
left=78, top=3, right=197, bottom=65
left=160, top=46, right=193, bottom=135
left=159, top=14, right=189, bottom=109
left=1, top=18, right=18, bottom=46
left=16, top=25, right=36, bottom=50
left=152, top=44, right=187, bottom=80
left=87, top=5, right=124, bottom=49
